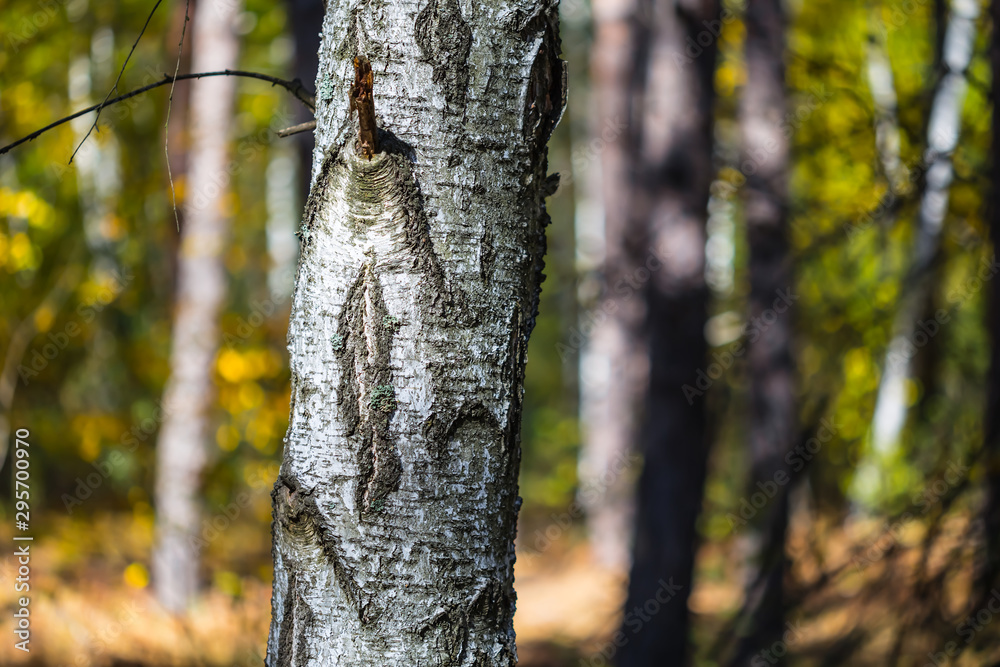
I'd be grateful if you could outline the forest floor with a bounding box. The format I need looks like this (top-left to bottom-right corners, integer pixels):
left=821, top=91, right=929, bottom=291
left=0, top=511, right=627, bottom=667
left=0, top=509, right=998, bottom=666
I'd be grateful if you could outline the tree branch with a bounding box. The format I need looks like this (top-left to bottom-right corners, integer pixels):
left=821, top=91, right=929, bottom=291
left=0, top=70, right=316, bottom=157
left=71, top=0, right=165, bottom=164
left=277, top=120, right=317, bottom=138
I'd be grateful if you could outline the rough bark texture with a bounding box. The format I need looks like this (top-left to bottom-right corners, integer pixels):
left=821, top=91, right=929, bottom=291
left=153, top=0, right=243, bottom=612
left=730, top=0, right=796, bottom=662
left=616, top=0, right=718, bottom=664
left=266, top=2, right=565, bottom=665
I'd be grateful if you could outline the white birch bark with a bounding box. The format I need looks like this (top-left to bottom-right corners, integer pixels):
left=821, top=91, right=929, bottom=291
left=69, top=31, right=124, bottom=280
left=852, top=0, right=978, bottom=504
left=266, top=1, right=565, bottom=664
left=152, top=0, right=243, bottom=612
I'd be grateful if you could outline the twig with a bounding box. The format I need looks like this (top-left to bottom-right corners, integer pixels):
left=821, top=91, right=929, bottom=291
left=277, top=120, right=317, bottom=138
left=0, top=70, right=316, bottom=157
left=165, top=0, right=191, bottom=232
left=71, top=0, right=164, bottom=164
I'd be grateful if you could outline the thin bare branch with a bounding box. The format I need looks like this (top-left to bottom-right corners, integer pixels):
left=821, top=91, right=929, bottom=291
left=165, top=0, right=191, bottom=232
left=71, top=0, right=165, bottom=164
left=0, top=71, right=316, bottom=157
left=277, top=120, right=317, bottom=138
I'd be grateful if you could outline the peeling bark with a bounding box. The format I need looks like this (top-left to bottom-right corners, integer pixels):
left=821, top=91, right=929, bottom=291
left=266, top=1, right=565, bottom=664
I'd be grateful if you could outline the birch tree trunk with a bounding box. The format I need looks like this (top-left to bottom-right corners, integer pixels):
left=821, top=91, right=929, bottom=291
left=616, top=0, right=718, bottom=663
left=152, top=0, right=243, bottom=612
left=853, top=0, right=978, bottom=504
left=265, top=2, right=565, bottom=664
left=730, top=0, right=795, bottom=662
left=576, top=0, right=645, bottom=572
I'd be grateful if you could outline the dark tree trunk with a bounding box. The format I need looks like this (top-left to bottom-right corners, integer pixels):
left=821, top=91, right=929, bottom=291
left=153, top=0, right=243, bottom=612
left=976, top=0, right=1000, bottom=610
left=580, top=0, right=645, bottom=572
left=287, top=0, right=324, bottom=202
left=730, top=0, right=796, bottom=663
left=616, top=0, right=719, bottom=664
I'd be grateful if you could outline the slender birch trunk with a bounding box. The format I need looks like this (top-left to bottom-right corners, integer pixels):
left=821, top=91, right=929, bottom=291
left=616, top=0, right=718, bottom=663
left=854, top=0, right=979, bottom=504
left=152, top=0, right=243, bottom=612
left=866, top=19, right=908, bottom=196
left=265, top=2, right=565, bottom=664
left=577, top=0, right=645, bottom=571
left=730, top=0, right=796, bottom=662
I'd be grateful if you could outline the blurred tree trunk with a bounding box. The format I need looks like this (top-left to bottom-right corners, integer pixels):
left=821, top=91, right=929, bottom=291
left=616, top=0, right=718, bottom=664
left=729, top=0, right=796, bottom=663
left=288, top=0, right=324, bottom=201
left=264, top=1, right=564, bottom=664
left=578, top=0, right=645, bottom=572
left=855, top=0, right=979, bottom=503
left=976, top=0, right=1000, bottom=610
left=159, top=0, right=197, bottom=302
left=152, top=0, right=243, bottom=612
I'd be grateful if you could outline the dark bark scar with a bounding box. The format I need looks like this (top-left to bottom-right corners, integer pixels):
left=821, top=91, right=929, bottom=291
left=335, top=257, right=403, bottom=514
left=349, top=55, right=378, bottom=159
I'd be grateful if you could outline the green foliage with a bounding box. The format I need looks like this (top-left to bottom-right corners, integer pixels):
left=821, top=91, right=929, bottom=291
left=0, top=0, right=293, bottom=522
